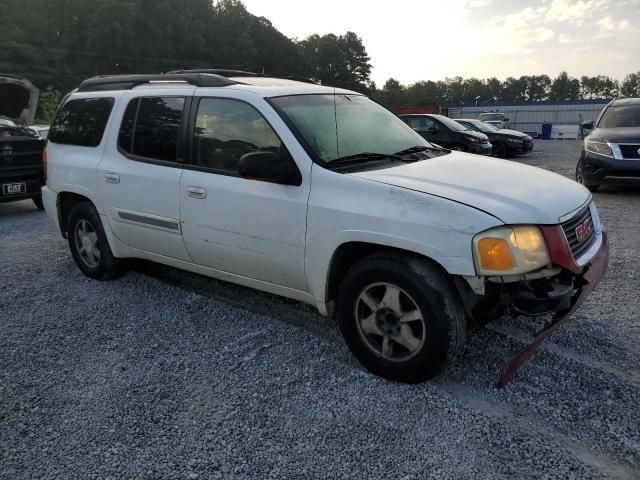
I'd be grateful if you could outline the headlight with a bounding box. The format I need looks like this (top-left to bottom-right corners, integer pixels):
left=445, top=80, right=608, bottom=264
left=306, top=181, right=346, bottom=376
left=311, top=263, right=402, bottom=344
left=506, top=137, right=522, bottom=144
left=585, top=140, right=612, bottom=157
left=473, top=225, right=550, bottom=276
left=465, top=136, right=481, bottom=143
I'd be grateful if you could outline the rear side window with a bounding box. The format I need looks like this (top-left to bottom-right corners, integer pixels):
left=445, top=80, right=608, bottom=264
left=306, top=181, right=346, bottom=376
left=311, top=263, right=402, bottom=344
left=117, top=96, right=185, bottom=162
left=405, top=116, right=435, bottom=132
left=49, top=97, right=114, bottom=147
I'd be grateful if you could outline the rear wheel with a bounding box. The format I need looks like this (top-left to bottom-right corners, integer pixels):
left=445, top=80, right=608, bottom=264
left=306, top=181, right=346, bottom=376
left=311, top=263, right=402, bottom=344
left=32, top=195, right=44, bottom=210
left=67, top=202, right=124, bottom=280
left=576, top=160, right=600, bottom=192
left=337, top=254, right=466, bottom=383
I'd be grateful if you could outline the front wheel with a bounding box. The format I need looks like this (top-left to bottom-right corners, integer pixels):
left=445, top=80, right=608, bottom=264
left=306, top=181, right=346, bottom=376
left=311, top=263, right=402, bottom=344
left=576, top=160, right=600, bottom=192
left=67, top=202, right=125, bottom=280
left=337, top=254, right=466, bottom=383
left=493, top=142, right=507, bottom=158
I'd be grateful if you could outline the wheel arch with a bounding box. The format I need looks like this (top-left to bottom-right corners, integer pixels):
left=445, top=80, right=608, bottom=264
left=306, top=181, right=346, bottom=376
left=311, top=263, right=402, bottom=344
left=57, top=191, right=95, bottom=239
left=324, top=241, right=450, bottom=317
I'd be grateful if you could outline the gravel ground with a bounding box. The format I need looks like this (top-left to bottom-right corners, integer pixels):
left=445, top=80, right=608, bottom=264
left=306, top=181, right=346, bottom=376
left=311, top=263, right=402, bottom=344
left=1, top=140, right=639, bottom=479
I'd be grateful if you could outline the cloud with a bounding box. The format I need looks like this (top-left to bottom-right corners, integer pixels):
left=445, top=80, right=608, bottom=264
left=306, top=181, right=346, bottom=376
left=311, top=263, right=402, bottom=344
left=545, top=0, right=609, bottom=23
left=466, top=0, right=491, bottom=7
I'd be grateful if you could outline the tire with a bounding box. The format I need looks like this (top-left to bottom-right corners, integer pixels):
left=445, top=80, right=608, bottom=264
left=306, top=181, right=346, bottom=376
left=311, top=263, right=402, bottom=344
left=337, top=253, right=467, bottom=383
left=576, top=160, right=600, bottom=192
left=32, top=195, right=44, bottom=210
left=67, top=202, right=124, bottom=280
left=493, top=142, right=507, bottom=158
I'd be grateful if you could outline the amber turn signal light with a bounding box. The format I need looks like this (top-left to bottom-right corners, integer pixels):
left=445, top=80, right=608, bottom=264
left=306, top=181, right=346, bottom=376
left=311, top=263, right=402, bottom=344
left=477, top=237, right=513, bottom=271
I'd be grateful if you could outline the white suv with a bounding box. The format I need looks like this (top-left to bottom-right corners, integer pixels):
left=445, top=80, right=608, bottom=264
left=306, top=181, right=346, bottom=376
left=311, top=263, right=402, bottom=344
left=42, top=71, right=609, bottom=384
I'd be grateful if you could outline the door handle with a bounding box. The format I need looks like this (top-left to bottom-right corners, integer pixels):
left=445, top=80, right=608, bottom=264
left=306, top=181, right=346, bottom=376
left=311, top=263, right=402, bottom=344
left=187, top=186, right=207, bottom=199
left=104, top=173, right=120, bottom=184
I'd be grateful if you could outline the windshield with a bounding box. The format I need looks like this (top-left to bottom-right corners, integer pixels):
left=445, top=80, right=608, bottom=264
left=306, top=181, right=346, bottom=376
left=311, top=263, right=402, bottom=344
left=434, top=115, right=468, bottom=132
left=479, top=113, right=503, bottom=122
left=472, top=121, right=498, bottom=133
left=598, top=105, right=640, bottom=128
left=270, top=94, right=433, bottom=163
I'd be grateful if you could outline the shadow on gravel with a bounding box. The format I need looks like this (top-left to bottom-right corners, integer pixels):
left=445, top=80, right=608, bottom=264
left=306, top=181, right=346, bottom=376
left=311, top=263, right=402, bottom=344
left=0, top=201, right=42, bottom=219
left=130, top=259, right=341, bottom=345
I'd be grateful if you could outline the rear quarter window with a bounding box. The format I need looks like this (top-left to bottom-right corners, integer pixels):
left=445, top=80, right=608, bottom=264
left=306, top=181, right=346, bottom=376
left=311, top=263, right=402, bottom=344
left=49, top=97, right=114, bottom=147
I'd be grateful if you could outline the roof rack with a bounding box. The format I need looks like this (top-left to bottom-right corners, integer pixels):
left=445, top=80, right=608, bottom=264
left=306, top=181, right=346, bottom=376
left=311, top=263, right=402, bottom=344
left=166, top=68, right=265, bottom=78
left=166, top=69, right=318, bottom=84
left=77, top=73, right=236, bottom=92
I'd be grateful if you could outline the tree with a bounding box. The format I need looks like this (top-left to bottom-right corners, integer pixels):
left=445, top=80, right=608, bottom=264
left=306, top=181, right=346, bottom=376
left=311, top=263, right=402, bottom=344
left=549, top=71, right=581, bottom=100
left=298, top=32, right=372, bottom=92
left=524, top=75, right=551, bottom=101
left=375, top=78, right=407, bottom=107
left=620, top=72, right=640, bottom=98
left=501, top=77, right=528, bottom=102
left=485, top=77, right=503, bottom=102
left=581, top=75, right=618, bottom=99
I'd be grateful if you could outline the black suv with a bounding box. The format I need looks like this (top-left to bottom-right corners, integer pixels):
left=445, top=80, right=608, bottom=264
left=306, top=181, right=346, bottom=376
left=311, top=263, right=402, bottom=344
left=0, top=76, right=45, bottom=209
left=455, top=118, right=533, bottom=158
left=577, top=98, right=640, bottom=191
left=399, top=114, right=492, bottom=155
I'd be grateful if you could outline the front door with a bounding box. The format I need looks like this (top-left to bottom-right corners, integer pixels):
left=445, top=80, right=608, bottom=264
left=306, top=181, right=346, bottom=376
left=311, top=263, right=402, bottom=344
left=98, top=90, right=194, bottom=261
left=179, top=96, right=310, bottom=291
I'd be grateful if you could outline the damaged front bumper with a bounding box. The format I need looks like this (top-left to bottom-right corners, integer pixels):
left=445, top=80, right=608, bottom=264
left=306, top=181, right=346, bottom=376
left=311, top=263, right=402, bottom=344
left=496, top=229, right=609, bottom=387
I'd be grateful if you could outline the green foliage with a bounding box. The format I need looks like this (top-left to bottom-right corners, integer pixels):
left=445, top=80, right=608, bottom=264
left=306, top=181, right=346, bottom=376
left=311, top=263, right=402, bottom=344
left=34, top=86, right=62, bottom=124
left=298, top=32, right=372, bottom=93
left=372, top=71, right=630, bottom=108
left=0, top=0, right=371, bottom=101
left=620, top=72, right=640, bottom=98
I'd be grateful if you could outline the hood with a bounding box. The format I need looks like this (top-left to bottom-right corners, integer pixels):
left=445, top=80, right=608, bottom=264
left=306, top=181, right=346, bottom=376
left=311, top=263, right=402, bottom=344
left=459, top=130, right=489, bottom=141
left=496, top=129, right=530, bottom=139
left=0, top=76, right=39, bottom=124
left=587, top=127, right=640, bottom=144
left=351, top=153, right=591, bottom=225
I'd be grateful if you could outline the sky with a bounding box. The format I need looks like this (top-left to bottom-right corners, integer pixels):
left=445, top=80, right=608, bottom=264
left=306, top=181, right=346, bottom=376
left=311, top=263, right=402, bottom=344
left=241, top=0, right=640, bottom=85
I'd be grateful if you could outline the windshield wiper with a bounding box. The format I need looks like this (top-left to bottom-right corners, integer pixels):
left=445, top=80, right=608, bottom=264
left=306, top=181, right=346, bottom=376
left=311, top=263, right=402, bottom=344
left=394, top=145, right=447, bottom=155
left=329, top=152, right=403, bottom=166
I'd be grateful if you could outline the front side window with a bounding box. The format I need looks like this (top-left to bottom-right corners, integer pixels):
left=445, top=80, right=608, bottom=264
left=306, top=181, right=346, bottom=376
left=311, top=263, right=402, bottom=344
left=271, top=94, right=433, bottom=164
left=117, top=96, right=185, bottom=162
left=192, top=98, right=281, bottom=173
left=406, top=116, right=436, bottom=132
left=49, top=97, right=114, bottom=147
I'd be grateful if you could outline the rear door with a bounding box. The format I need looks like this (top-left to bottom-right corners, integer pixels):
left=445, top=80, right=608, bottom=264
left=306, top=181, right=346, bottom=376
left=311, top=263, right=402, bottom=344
left=179, top=93, right=310, bottom=291
left=97, top=88, right=194, bottom=261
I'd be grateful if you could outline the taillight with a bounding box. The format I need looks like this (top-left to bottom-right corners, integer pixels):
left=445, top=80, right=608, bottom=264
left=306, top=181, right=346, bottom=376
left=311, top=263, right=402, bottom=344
left=42, top=146, right=48, bottom=182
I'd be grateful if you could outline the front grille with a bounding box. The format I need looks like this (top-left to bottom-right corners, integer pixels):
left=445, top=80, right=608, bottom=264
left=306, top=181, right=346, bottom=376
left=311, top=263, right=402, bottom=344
left=619, top=144, right=640, bottom=159
left=561, top=204, right=596, bottom=260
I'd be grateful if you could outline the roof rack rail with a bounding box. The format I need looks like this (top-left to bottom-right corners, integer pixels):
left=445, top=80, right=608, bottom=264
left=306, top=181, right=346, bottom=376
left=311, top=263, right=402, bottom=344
left=166, top=68, right=265, bottom=78
left=166, top=69, right=318, bottom=84
left=77, top=73, right=236, bottom=92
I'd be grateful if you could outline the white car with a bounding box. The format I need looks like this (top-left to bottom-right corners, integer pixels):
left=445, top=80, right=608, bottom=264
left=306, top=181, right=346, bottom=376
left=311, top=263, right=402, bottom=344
left=42, top=72, right=609, bottom=384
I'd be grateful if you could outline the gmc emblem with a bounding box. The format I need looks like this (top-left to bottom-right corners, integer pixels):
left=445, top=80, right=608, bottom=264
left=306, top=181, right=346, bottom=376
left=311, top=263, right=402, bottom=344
left=575, top=218, right=593, bottom=243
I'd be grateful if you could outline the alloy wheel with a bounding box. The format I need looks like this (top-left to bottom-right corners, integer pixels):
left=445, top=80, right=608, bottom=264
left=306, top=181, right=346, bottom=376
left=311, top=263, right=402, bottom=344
left=354, top=282, right=427, bottom=362
left=74, top=219, right=101, bottom=268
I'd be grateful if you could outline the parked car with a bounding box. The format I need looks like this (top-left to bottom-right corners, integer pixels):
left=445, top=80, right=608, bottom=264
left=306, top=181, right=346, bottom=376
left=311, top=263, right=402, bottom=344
left=478, top=112, right=509, bottom=129
left=29, top=125, right=50, bottom=139
left=43, top=72, right=608, bottom=384
left=577, top=97, right=640, bottom=191
left=455, top=118, right=533, bottom=158
left=0, top=76, right=45, bottom=209
left=399, top=113, right=492, bottom=155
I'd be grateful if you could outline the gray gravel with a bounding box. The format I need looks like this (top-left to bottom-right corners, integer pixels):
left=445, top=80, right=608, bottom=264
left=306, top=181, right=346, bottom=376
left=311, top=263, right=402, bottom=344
left=1, top=140, right=639, bottom=479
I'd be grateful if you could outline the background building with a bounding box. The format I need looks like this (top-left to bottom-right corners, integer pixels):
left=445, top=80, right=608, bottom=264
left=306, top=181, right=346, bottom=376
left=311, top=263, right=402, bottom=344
left=446, top=99, right=611, bottom=138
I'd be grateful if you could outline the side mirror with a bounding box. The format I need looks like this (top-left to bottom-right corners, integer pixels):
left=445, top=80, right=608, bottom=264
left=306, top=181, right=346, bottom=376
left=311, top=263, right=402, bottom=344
left=503, top=118, right=510, bottom=122
left=581, top=120, right=594, bottom=129
left=238, top=150, right=298, bottom=185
